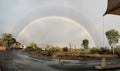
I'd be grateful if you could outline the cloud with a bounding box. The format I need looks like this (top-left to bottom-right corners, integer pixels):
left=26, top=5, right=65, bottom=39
left=0, top=0, right=119, bottom=47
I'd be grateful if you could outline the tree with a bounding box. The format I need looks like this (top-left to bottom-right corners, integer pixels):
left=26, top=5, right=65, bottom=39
left=9, top=38, right=16, bottom=44
left=82, top=39, right=89, bottom=49
left=0, top=38, right=3, bottom=46
left=30, top=42, right=37, bottom=48
left=1, top=33, right=16, bottom=48
left=105, top=29, right=120, bottom=55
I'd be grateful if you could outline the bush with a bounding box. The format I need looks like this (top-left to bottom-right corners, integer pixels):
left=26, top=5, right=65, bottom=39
left=56, top=52, right=71, bottom=57
left=90, top=47, right=101, bottom=54
left=114, top=47, right=120, bottom=56
left=41, top=51, right=50, bottom=56
left=40, top=50, right=54, bottom=56
left=44, top=47, right=61, bottom=56
left=33, top=48, right=42, bottom=53
left=50, top=47, right=61, bottom=52
left=25, top=46, right=42, bottom=54
left=57, top=53, right=66, bottom=57
left=25, top=46, right=34, bottom=52
left=100, top=47, right=111, bottom=54
left=63, top=47, right=68, bottom=52
left=79, top=49, right=90, bottom=56
left=90, top=47, right=111, bottom=54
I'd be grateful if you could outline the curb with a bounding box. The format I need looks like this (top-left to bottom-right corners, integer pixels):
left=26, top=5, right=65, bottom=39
left=0, top=66, right=2, bottom=71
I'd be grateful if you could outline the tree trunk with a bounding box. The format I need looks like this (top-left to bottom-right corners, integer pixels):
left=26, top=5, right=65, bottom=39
left=111, top=46, right=114, bottom=55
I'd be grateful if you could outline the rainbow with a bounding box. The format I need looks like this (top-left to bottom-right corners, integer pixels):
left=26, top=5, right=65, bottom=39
left=17, top=16, right=96, bottom=47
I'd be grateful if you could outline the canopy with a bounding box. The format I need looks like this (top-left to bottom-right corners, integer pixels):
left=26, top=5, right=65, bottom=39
left=104, top=0, right=120, bottom=16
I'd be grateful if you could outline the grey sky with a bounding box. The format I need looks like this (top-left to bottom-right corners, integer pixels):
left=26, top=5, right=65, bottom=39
left=0, top=0, right=120, bottom=47
left=17, top=16, right=96, bottom=47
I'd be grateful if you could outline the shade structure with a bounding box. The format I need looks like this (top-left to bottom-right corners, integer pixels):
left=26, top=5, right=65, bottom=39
left=104, top=0, right=120, bottom=16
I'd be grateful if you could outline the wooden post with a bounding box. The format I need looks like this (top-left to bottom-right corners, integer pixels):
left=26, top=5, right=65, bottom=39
left=59, top=58, right=61, bottom=64
left=101, top=58, right=107, bottom=69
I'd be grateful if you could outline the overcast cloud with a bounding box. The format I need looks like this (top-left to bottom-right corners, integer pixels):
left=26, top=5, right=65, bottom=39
left=0, top=0, right=120, bottom=47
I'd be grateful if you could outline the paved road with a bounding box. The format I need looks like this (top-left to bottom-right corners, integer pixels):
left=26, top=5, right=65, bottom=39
left=1, top=50, right=120, bottom=71
left=1, top=50, right=60, bottom=71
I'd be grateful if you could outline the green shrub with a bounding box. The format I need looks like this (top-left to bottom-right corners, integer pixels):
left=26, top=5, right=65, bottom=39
left=47, top=47, right=60, bottom=56
left=100, top=47, right=111, bottom=54
left=114, top=47, right=120, bottom=56
left=41, top=51, right=50, bottom=56
left=57, top=53, right=66, bottom=57
left=33, top=48, right=42, bottom=53
left=90, top=47, right=101, bottom=54
left=63, top=47, right=68, bottom=52
left=25, top=46, right=34, bottom=52
left=90, top=47, right=111, bottom=54
left=79, top=49, right=90, bottom=56
left=50, top=47, right=60, bottom=52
